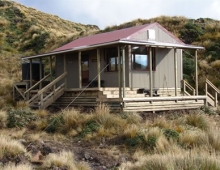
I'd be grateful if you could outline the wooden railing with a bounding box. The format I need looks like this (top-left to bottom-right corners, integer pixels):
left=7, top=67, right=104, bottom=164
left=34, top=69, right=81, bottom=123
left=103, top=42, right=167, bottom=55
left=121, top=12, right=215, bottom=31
left=24, top=74, right=51, bottom=100
left=205, top=79, right=220, bottom=107
left=182, top=80, right=195, bottom=96
left=28, top=72, right=67, bottom=109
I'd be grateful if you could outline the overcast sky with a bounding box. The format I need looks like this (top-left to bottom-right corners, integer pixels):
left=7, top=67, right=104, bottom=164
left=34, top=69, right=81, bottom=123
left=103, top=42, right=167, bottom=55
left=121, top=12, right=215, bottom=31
left=13, top=0, right=220, bottom=29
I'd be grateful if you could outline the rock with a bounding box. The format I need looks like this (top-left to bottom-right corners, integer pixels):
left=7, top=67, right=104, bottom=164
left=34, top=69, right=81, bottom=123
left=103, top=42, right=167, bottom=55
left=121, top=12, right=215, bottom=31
left=84, top=152, right=90, bottom=160
left=31, top=150, right=44, bottom=163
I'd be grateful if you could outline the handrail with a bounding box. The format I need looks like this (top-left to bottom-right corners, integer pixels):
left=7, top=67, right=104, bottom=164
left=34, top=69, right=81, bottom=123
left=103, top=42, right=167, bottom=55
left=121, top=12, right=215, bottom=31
left=24, top=74, right=51, bottom=94
left=38, top=72, right=67, bottom=95
left=28, top=72, right=67, bottom=104
left=205, top=78, right=220, bottom=107
left=182, top=80, right=195, bottom=96
left=206, top=79, right=220, bottom=94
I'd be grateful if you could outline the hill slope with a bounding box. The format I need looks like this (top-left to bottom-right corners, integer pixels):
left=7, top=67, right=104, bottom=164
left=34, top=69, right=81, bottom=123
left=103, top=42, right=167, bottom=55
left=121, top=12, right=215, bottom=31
left=0, top=0, right=99, bottom=105
left=0, top=0, right=99, bottom=56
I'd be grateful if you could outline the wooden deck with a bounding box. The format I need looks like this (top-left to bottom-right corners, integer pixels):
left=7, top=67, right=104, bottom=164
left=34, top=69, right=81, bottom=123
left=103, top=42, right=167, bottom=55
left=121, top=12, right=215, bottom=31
left=51, top=88, right=207, bottom=112
left=13, top=79, right=219, bottom=112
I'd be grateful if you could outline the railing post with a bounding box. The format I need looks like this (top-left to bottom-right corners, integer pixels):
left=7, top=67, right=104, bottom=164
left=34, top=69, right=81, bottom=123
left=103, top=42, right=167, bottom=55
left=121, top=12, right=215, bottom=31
left=215, top=92, right=218, bottom=107
left=40, top=93, right=43, bottom=109
left=183, top=80, right=185, bottom=96
left=205, top=80, right=208, bottom=106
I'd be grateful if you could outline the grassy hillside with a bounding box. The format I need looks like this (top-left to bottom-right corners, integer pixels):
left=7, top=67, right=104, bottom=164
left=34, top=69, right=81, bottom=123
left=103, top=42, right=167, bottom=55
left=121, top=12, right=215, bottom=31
left=102, top=16, right=220, bottom=91
left=0, top=0, right=99, bottom=55
left=0, top=0, right=99, bottom=106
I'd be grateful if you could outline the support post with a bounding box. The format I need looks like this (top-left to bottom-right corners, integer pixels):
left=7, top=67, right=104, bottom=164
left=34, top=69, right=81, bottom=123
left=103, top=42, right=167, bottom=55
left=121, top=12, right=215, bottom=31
left=97, top=49, right=101, bottom=88
left=149, top=47, right=153, bottom=97
left=64, top=54, right=67, bottom=89
left=49, top=56, right=52, bottom=82
left=205, top=81, right=208, bottom=106
left=78, top=51, right=82, bottom=88
left=122, top=47, right=126, bottom=97
left=30, top=59, right=33, bottom=87
left=174, top=48, right=178, bottom=96
left=195, top=50, right=198, bottom=95
left=39, top=58, right=42, bottom=89
left=118, top=46, right=122, bottom=99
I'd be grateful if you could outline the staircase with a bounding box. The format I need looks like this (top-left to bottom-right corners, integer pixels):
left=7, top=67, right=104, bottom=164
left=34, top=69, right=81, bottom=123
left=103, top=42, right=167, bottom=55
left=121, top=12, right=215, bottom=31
left=205, top=79, right=220, bottom=107
left=13, top=72, right=67, bottom=109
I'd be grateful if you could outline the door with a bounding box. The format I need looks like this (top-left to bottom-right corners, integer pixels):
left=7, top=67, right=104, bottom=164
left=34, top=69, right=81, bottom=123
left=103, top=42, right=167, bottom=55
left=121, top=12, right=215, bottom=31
left=81, top=55, right=89, bottom=86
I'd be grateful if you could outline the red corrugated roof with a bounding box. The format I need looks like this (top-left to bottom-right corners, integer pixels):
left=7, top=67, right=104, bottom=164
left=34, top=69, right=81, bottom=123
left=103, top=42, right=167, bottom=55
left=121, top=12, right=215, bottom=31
left=54, top=22, right=184, bottom=52
left=54, top=24, right=152, bottom=52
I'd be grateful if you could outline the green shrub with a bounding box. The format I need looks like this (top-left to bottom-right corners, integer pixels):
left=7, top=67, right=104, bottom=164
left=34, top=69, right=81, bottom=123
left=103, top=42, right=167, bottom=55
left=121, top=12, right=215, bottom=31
left=125, top=134, right=145, bottom=147
left=45, top=115, right=64, bottom=133
left=163, top=128, right=179, bottom=140
left=7, top=108, right=36, bottom=128
left=81, top=119, right=100, bottom=137
left=146, top=136, right=157, bottom=149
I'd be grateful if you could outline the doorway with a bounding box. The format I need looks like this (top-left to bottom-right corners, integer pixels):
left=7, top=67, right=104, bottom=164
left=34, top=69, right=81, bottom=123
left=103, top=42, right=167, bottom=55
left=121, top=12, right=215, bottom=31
left=81, top=55, right=89, bottom=86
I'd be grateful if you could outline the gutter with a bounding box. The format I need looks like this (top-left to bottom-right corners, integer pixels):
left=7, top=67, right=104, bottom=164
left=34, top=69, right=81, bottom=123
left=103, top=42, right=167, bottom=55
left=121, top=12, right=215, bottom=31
left=21, top=40, right=204, bottom=60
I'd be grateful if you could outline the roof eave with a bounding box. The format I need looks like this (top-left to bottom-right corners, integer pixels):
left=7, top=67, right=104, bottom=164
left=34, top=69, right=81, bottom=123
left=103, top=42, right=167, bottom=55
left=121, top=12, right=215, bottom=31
left=21, top=40, right=204, bottom=60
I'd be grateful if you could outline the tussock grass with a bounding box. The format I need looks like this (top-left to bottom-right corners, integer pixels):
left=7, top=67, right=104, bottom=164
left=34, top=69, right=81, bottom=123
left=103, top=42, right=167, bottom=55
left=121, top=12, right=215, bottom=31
left=1, top=163, right=33, bottom=170
left=43, top=151, right=90, bottom=170
left=123, top=124, right=140, bottom=138
left=124, top=112, right=143, bottom=124
left=120, top=152, right=220, bottom=170
left=43, top=151, right=76, bottom=169
left=61, top=108, right=89, bottom=134
left=179, top=130, right=209, bottom=149
left=34, top=109, right=49, bottom=118
left=0, top=110, right=7, bottom=128
left=152, top=116, right=170, bottom=129
left=185, top=112, right=210, bottom=130
left=207, top=127, right=220, bottom=151
left=92, top=104, right=126, bottom=130
left=15, top=101, right=29, bottom=109
left=0, top=135, right=26, bottom=159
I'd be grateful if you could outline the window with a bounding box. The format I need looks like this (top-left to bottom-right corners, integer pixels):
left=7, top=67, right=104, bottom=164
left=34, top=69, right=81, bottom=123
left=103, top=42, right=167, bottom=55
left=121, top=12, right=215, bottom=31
left=132, top=46, right=156, bottom=71
left=105, top=47, right=121, bottom=72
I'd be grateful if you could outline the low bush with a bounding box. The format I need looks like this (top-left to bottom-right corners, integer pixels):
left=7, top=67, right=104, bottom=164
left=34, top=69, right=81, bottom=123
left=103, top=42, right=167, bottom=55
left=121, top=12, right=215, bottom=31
left=163, top=128, right=179, bottom=141
left=7, top=108, right=36, bottom=128
left=80, top=119, right=100, bottom=137
left=45, top=114, right=64, bottom=133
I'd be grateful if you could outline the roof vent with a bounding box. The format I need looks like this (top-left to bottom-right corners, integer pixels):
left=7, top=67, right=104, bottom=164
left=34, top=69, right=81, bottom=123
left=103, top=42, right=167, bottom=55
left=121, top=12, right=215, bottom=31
left=147, top=29, right=155, bottom=41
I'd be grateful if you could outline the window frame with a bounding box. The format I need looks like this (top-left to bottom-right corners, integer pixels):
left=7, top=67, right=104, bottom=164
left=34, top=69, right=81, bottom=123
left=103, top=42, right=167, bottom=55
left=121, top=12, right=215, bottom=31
left=131, top=45, right=156, bottom=71
left=105, top=47, right=121, bottom=72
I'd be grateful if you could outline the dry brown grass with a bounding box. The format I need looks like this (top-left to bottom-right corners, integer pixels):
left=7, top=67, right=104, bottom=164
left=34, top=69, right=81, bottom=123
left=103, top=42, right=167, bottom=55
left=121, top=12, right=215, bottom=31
left=0, top=135, right=26, bottom=159
left=34, top=109, right=49, bottom=118
left=15, top=101, right=29, bottom=109
left=123, top=124, right=140, bottom=138
left=185, top=112, right=211, bottom=131
left=0, top=110, right=7, bottom=128
left=43, top=151, right=91, bottom=170
left=120, top=151, right=220, bottom=170
left=1, top=163, right=33, bottom=170
left=61, top=108, right=90, bottom=134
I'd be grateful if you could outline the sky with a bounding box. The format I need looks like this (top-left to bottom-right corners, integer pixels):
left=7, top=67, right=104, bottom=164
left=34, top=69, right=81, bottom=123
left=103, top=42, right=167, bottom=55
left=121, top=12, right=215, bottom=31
left=13, top=0, right=220, bottom=29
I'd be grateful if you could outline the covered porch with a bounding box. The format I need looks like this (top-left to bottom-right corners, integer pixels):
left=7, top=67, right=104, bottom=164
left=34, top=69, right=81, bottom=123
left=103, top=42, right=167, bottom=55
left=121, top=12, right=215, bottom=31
left=13, top=40, right=219, bottom=112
